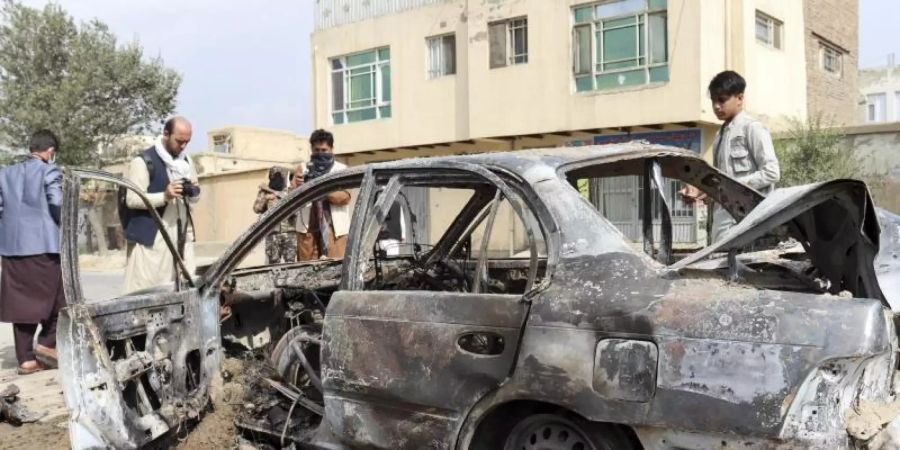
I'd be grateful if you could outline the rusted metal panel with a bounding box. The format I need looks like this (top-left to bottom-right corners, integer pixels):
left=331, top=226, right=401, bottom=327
left=315, top=0, right=452, bottom=30
left=593, top=339, right=658, bottom=402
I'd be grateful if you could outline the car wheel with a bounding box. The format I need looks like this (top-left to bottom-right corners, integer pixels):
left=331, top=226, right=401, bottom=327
left=502, top=413, right=633, bottom=450
left=269, top=325, right=322, bottom=394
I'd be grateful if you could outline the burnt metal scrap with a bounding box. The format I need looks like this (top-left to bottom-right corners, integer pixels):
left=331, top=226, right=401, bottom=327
left=56, top=143, right=900, bottom=449
left=0, top=384, right=43, bottom=425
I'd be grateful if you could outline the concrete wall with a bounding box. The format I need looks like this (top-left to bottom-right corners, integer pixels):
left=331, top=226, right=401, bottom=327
left=311, top=0, right=811, bottom=156
left=803, top=0, right=859, bottom=126
left=193, top=167, right=269, bottom=247
left=841, top=122, right=900, bottom=213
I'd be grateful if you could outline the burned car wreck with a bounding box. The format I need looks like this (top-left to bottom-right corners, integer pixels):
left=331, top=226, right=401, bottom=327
left=57, top=143, right=900, bottom=449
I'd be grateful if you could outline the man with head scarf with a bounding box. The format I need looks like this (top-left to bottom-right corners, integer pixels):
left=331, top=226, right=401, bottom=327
left=253, top=166, right=298, bottom=264
left=121, top=116, right=200, bottom=293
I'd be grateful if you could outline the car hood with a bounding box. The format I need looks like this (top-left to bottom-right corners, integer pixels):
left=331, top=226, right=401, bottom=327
left=673, top=180, right=892, bottom=307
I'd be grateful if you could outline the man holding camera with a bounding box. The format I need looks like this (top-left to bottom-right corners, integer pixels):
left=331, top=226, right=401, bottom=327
left=293, top=129, right=351, bottom=261
left=122, top=117, right=200, bottom=292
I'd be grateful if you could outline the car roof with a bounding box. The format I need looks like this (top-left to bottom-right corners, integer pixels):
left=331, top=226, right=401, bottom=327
left=364, top=142, right=702, bottom=177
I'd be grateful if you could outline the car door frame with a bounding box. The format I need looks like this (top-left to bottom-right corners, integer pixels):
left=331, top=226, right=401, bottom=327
left=318, top=161, right=555, bottom=449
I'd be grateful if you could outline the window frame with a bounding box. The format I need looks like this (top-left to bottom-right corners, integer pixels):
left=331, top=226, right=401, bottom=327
left=755, top=11, right=783, bottom=50
left=866, top=93, right=887, bottom=123
left=571, top=0, right=669, bottom=92
left=489, top=16, right=529, bottom=69
left=330, top=47, right=392, bottom=125
left=426, top=33, right=457, bottom=79
left=819, top=41, right=843, bottom=77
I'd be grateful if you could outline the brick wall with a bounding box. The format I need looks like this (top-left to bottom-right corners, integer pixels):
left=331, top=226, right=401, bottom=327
left=804, top=0, right=859, bottom=126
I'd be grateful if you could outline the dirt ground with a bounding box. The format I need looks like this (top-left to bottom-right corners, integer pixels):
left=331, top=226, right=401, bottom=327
left=173, top=357, right=247, bottom=449
left=0, top=417, right=69, bottom=450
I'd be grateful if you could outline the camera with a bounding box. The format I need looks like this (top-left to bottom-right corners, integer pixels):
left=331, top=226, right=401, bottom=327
left=181, top=178, right=200, bottom=197
left=303, top=161, right=330, bottom=182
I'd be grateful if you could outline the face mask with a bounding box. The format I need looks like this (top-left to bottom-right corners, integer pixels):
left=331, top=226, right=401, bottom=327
left=269, top=172, right=285, bottom=191
left=311, top=152, right=334, bottom=167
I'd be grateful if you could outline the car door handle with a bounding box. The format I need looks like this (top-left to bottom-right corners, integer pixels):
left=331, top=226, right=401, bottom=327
left=457, top=331, right=505, bottom=356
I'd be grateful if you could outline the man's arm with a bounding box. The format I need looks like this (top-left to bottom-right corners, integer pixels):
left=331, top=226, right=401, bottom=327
left=125, top=157, right=167, bottom=209
left=738, top=121, right=780, bottom=191
left=45, top=166, right=63, bottom=224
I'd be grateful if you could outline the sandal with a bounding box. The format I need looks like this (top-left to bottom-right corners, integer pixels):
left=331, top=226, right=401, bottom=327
left=34, top=346, right=58, bottom=369
left=16, top=362, right=44, bottom=375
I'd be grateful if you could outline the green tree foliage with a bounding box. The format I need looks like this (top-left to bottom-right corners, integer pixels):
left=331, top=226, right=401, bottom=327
left=0, top=1, right=181, bottom=167
left=774, top=115, right=864, bottom=187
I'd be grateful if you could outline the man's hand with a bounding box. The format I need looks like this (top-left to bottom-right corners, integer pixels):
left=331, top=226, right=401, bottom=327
left=680, top=184, right=708, bottom=204
left=164, top=180, right=184, bottom=201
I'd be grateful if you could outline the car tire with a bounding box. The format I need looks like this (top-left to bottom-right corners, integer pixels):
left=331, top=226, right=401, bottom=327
left=269, top=324, right=322, bottom=392
left=502, top=413, right=635, bottom=450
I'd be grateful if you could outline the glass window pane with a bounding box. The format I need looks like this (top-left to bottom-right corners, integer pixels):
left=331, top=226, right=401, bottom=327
left=378, top=48, right=391, bottom=61
left=347, top=50, right=376, bottom=67
left=604, top=60, right=638, bottom=71
left=574, top=25, right=592, bottom=74
left=348, top=107, right=377, bottom=123
left=574, top=6, right=594, bottom=23
left=755, top=16, right=770, bottom=44
left=489, top=22, right=508, bottom=68
left=513, top=26, right=527, bottom=56
left=649, top=13, right=667, bottom=63
left=575, top=75, right=594, bottom=92
left=596, top=69, right=645, bottom=89
left=381, top=64, right=391, bottom=102
left=350, top=73, right=373, bottom=102
left=379, top=105, right=392, bottom=118
left=649, top=0, right=667, bottom=9
left=773, top=22, right=782, bottom=49
left=331, top=59, right=344, bottom=70
left=603, top=25, right=638, bottom=62
left=443, top=35, right=456, bottom=75
left=333, top=113, right=344, bottom=124
left=605, top=16, right=637, bottom=28
left=597, top=0, right=647, bottom=19
left=649, top=65, right=669, bottom=82
left=332, top=71, right=344, bottom=111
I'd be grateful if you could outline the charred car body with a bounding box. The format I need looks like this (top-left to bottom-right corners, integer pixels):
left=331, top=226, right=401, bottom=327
left=58, top=144, right=900, bottom=449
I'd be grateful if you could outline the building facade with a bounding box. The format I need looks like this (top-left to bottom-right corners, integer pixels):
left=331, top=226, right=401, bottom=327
left=311, top=0, right=858, bottom=247
left=859, top=54, right=900, bottom=124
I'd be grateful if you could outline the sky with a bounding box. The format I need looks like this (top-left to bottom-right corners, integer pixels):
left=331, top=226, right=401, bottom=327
left=19, top=0, right=313, bottom=152
left=14, top=1, right=900, bottom=151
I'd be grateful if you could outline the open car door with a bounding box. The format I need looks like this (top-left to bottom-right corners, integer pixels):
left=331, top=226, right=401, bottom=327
left=57, top=169, right=220, bottom=449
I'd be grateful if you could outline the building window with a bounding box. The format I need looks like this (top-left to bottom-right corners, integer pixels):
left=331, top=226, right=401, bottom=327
left=212, top=134, right=230, bottom=154
left=572, top=0, right=668, bottom=92
left=895, top=91, right=900, bottom=121
left=866, top=93, right=887, bottom=123
left=755, top=11, right=782, bottom=49
left=820, top=41, right=843, bottom=76
left=427, top=34, right=456, bottom=79
left=331, top=47, right=391, bottom=124
left=489, top=17, right=528, bottom=68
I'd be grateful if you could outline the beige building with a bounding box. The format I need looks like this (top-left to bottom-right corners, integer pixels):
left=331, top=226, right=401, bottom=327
left=193, top=125, right=309, bottom=175
left=859, top=54, right=900, bottom=124
left=310, top=0, right=858, bottom=248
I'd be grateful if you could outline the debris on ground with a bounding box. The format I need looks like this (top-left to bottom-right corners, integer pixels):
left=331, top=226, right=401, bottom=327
left=0, top=416, right=68, bottom=450
left=0, top=384, right=44, bottom=425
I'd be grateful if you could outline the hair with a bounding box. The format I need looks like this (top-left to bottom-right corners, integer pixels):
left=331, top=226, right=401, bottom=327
left=163, top=117, right=191, bottom=135
left=29, top=129, right=59, bottom=153
left=708, top=70, right=746, bottom=99
left=309, top=129, right=334, bottom=148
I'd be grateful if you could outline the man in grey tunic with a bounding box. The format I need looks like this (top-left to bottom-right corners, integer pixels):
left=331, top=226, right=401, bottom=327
left=700, top=71, right=781, bottom=243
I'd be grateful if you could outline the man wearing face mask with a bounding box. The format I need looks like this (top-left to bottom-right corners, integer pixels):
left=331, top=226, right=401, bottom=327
left=0, top=130, right=65, bottom=374
left=122, top=116, right=200, bottom=293
left=253, top=166, right=297, bottom=264
left=292, top=129, right=351, bottom=261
